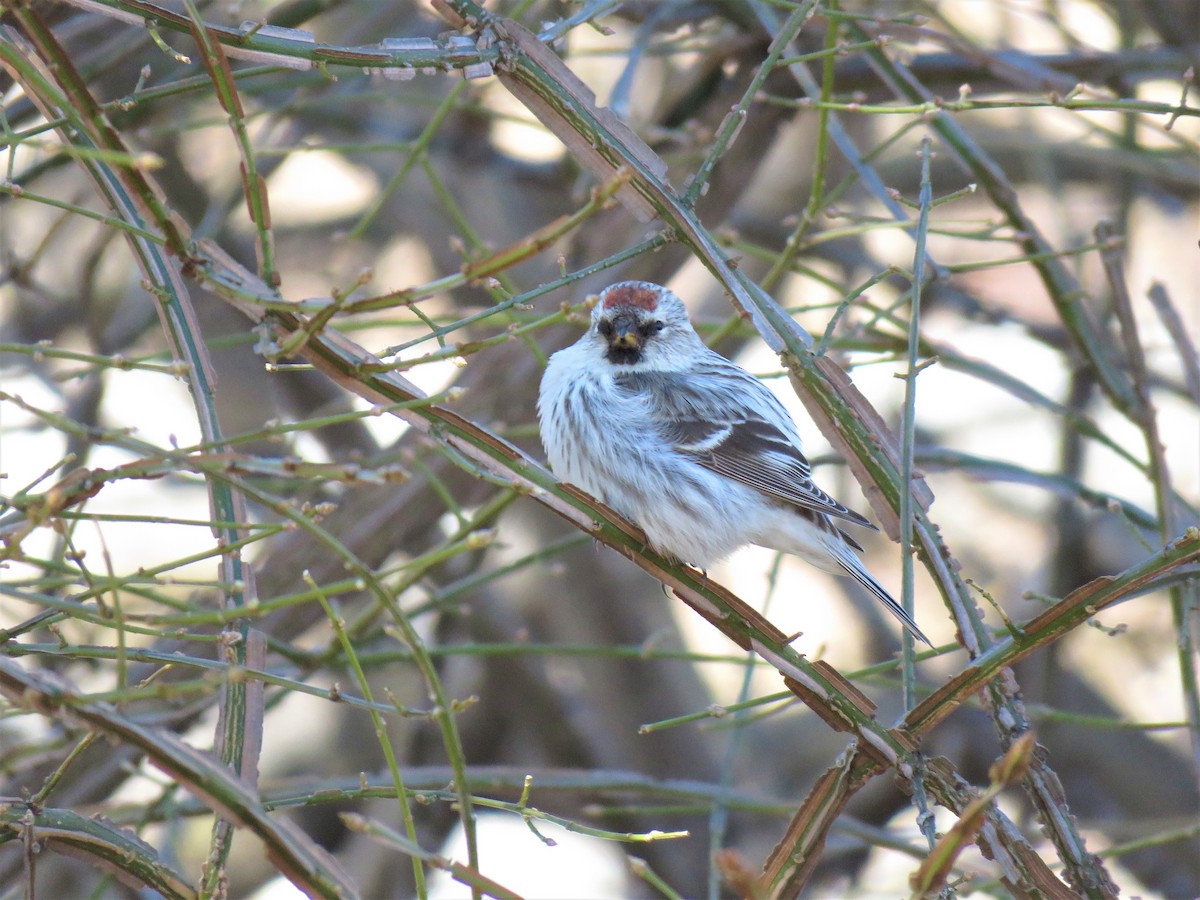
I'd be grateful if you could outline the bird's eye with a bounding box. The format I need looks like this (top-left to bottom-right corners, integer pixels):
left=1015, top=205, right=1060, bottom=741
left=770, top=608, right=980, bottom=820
left=597, top=319, right=614, bottom=338
left=638, top=320, right=664, bottom=339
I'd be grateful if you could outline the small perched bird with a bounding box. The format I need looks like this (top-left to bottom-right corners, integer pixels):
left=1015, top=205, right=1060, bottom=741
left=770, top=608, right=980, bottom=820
left=538, top=281, right=930, bottom=645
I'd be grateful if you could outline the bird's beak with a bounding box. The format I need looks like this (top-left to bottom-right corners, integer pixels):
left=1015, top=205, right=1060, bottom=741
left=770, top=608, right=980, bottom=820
left=608, top=313, right=642, bottom=351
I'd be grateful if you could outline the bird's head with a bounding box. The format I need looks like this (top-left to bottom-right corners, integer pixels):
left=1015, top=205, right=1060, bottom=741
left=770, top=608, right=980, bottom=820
left=589, top=281, right=701, bottom=369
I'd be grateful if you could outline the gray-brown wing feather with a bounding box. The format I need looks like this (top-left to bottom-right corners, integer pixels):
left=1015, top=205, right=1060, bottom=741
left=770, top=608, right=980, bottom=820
left=614, top=368, right=874, bottom=529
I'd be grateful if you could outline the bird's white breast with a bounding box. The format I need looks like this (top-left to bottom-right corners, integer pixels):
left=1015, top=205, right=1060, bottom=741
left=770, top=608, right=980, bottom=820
left=538, top=347, right=770, bottom=566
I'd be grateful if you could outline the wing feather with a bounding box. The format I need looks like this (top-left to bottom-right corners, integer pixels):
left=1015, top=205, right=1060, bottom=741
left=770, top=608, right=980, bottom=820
left=614, top=367, right=874, bottom=528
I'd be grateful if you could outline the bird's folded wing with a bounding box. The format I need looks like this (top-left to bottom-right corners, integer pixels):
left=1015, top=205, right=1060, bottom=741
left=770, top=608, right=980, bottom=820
left=615, top=368, right=874, bottom=528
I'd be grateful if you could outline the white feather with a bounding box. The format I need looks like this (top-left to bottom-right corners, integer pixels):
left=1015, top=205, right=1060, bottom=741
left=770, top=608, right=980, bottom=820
left=538, top=281, right=930, bottom=644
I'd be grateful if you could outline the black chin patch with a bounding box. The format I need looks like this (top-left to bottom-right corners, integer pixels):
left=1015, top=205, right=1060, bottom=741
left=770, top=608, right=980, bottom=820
left=606, top=345, right=643, bottom=365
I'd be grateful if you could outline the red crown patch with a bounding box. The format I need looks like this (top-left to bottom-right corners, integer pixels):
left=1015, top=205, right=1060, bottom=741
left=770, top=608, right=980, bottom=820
left=601, top=283, right=660, bottom=311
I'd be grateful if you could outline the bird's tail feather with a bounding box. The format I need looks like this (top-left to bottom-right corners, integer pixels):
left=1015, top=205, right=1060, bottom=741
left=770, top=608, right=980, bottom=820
left=834, top=552, right=931, bottom=646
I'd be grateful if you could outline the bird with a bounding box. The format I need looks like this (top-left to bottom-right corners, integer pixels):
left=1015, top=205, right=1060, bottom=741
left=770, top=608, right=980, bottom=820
left=537, top=280, right=931, bottom=645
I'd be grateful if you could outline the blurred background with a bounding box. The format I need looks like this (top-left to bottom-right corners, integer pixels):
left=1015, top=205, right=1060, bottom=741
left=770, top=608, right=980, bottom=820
left=1, top=0, right=1198, bottom=897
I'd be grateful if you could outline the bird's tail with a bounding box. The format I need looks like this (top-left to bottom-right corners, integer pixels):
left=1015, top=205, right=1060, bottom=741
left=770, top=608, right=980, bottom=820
left=832, top=546, right=932, bottom=646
